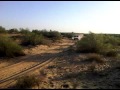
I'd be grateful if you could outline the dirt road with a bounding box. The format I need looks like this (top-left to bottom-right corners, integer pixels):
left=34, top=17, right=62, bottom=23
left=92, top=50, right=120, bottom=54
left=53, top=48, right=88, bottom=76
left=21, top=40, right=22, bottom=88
left=0, top=38, right=119, bottom=89
left=0, top=38, right=74, bottom=88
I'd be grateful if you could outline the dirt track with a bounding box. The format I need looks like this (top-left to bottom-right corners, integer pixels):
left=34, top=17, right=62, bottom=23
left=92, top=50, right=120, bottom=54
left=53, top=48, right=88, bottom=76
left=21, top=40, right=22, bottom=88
left=0, top=38, right=74, bottom=88
left=0, top=38, right=119, bottom=89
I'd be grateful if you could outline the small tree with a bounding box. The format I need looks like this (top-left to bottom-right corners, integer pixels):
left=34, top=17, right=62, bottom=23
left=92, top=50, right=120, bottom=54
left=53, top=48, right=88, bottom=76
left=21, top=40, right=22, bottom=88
left=8, top=28, right=19, bottom=34
left=19, top=28, right=30, bottom=34
left=0, top=26, right=7, bottom=33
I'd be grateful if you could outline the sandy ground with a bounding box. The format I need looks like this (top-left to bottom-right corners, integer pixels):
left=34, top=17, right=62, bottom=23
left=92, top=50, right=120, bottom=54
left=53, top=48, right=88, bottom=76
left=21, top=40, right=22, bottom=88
left=0, top=38, right=120, bottom=89
left=0, top=38, right=74, bottom=88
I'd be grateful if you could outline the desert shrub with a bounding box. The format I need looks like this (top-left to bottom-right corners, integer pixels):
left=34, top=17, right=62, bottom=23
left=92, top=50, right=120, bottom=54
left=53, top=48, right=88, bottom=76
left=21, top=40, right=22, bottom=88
left=19, top=28, right=31, bottom=34
left=15, top=75, right=40, bottom=89
left=49, top=31, right=62, bottom=41
left=39, top=70, right=47, bottom=76
left=32, top=29, right=62, bottom=42
left=106, top=50, right=118, bottom=57
left=104, top=34, right=120, bottom=46
left=61, top=32, right=75, bottom=38
left=86, top=54, right=105, bottom=64
left=0, top=35, right=24, bottom=57
left=76, top=32, right=113, bottom=55
left=32, top=29, right=40, bottom=34
left=0, top=26, right=7, bottom=33
left=21, top=32, right=44, bottom=46
left=47, top=65, right=56, bottom=69
left=8, top=28, right=19, bottom=34
left=39, top=30, right=62, bottom=41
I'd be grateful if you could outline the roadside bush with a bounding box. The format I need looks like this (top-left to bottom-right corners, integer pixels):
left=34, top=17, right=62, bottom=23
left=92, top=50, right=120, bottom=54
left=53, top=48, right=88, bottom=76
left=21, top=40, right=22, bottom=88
left=0, top=35, right=24, bottom=57
left=61, top=32, right=74, bottom=38
left=8, top=28, right=19, bottom=34
left=15, top=75, right=40, bottom=89
left=21, top=32, right=44, bottom=46
left=19, top=28, right=30, bottom=34
left=106, top=50, right=118, bottom=57
left=104, top=34, right=120, bottom=46
left=32, top=29, right=40, bottom=34
left=76, top=32, right=112, bottom=55
left=49, top=31, right=62, bottom=41
left=39, top=30, right=62, bottom=41
left=0, top=26, right=7, bottom=33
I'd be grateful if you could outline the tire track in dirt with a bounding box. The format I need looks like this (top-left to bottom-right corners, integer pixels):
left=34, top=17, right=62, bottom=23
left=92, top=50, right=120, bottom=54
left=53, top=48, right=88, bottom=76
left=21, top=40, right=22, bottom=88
left=0, top=61, right=25, bottom=71
left=0, top=55, right=40, bottom=71
left=0, top=56, right=31, bottom=70
left=0, top=39, right=75, bottom=88
left=0, top=57, right=57, bottom=85
left=0, top=62, right=38, bottom=80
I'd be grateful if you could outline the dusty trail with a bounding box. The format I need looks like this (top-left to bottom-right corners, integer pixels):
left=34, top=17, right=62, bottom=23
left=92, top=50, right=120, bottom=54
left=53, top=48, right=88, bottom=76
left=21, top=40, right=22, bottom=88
left=0, top=39, right=74, bottom=88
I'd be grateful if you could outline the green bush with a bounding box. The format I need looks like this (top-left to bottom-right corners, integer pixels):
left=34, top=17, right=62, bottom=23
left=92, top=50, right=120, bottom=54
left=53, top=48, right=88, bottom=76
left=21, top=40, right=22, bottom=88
left=21, top=32, right=44, bottom=46
left=76, top=32, right=113, bottom=55
left=16, top=75, right=40, bottom=89
left=49, top=31, right=62, bottom=41
left=8, top=28, right=19, bottom=34
left=19, top=28, right=31, bottom=34
left=32, top=30, right=61, bottom=41
left=0, top=26, right=7, bottom=33
left=106, top=50, right=118, bottom=57
left=61, top=32, right=75, bottom=38
left=0, top=35, right=24, bottom=57
left=104, top=34, right=120, bottom=46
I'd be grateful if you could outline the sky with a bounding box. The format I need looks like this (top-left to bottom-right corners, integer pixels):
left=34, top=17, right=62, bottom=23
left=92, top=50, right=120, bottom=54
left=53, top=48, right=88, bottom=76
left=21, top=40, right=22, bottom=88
left=0, top=1, right=120, bottom=34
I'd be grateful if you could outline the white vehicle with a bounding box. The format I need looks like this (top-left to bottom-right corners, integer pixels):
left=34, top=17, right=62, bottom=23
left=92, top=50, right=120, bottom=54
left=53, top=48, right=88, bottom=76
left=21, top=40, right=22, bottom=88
left=72, top=34, right=84, bottom=40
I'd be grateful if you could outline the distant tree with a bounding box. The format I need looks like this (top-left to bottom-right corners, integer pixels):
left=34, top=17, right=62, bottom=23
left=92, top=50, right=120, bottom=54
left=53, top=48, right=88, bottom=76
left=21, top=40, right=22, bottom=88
left=61, top=32, right=75, bottom=38
left=50, top=29, right=52, bottom=32
left=8, top=28, right=19, bottom=34
left=0, top=26, right=7, bottom=33
left=32, top=29, right=40, bottom=34
left=19, top=28, right=30, bottom=34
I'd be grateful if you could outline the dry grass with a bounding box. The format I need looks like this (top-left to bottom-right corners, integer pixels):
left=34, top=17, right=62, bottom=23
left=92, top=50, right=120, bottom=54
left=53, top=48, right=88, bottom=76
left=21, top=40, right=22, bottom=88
left=15, top=75, right=40, bottom=89
left=86, top=53, right=105, bottom=64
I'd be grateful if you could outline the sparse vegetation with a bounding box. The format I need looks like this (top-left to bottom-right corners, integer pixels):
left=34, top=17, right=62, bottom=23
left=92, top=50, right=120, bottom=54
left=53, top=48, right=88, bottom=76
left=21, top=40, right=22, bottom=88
left=0, top=35, right=25, bottom=57
left=106, top=50, right=118, bottom=57
left=37, top=30, right=62, bottom=41
left=8, top=28, right=19, bottom=34
left=61, top=32, right=75, bottom=38
left=39, top=70, right=47, bottom=76
left=21, top=29, right=62, bottom=46
left=15, top=75, right=40, bottom=89
left=0, top=25, right=120, bottom=89
left=19, top=28, right=31, bottom=34
left=76, top=32, right=117, bottom=56
left=21, top=32, right=44, bottom=46
left=0, top=26, right=7, bottom=33
left=86, top=54, right=105, bottom=64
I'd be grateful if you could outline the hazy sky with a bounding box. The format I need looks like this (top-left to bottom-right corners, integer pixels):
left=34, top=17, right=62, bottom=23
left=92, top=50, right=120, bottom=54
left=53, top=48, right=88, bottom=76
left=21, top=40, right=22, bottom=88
left=0, top=1, right=120, bottom=34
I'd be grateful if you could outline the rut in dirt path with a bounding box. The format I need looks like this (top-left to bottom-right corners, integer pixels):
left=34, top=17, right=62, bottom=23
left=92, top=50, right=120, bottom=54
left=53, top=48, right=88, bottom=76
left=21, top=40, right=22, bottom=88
left=0, top=39, right=75, bottom=88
